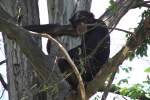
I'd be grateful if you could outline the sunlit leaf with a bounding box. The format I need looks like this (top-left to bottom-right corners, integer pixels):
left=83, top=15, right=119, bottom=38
left=144, top=67, right=150, bottom=73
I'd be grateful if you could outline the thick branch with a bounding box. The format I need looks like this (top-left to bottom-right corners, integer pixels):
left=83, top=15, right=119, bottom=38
left=0, top=16, right=50, bottom=81
left=100, top=0, right=139, bottom=30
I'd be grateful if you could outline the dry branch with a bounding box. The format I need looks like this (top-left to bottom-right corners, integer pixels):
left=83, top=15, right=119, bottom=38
left=31, top=32, right=86, bottom=100
left=0, top=73, right=8, bottom=90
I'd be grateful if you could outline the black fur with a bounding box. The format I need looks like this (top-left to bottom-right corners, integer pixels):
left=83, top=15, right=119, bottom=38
left=57, top=11, right=110, bottom=89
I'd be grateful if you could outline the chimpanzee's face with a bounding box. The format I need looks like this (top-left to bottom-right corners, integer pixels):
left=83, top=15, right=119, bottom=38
left=69, top=11, right=95, bottom=28
left=69, top=11, right=95, bottom=35
left=76, top=22, right=87, bottom=35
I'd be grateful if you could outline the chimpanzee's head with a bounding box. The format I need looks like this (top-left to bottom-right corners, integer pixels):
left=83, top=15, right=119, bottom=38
left=69, top=11, right=96, bottom=28
left=69, top=11, right=96, bottom=34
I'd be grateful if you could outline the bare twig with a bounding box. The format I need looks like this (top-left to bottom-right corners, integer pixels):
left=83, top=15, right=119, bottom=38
left=83, top=23, right=134, bottom=61
left=0, top=89, right=5, bottom=99
left=0, top=73, right=8, bottom=90
left=87, top=23, right=134, bottom=35
left=108, top=27, right=134, bottom=35
left=31, top=32, right=86, bottom=100
left=0, top=59, right=6, bottom=65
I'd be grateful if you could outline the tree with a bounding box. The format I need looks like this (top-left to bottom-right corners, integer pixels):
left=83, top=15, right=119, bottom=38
left=1, top=0, right=41, bottom=100
left=0, top=0, right=150, bottom=100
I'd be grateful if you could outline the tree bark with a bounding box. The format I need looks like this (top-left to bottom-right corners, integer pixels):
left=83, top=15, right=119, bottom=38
left=1, top=0, right=41, bottom=100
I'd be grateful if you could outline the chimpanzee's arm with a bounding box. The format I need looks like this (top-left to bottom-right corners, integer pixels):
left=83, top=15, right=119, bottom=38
left=23, top=24, right=77, bottom=37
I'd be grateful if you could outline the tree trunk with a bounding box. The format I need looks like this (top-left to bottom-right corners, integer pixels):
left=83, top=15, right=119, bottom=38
left=1, top=0, right=92, bottom=99
left=1, top=0, right=41, bottom=100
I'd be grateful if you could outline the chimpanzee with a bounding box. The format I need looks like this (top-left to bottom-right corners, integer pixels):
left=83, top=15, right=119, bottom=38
left=56, top=11, right=110, bottom=90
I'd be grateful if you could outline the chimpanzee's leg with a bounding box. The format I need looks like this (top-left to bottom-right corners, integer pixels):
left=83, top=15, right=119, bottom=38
left=57, top=45, right=81, bottom=89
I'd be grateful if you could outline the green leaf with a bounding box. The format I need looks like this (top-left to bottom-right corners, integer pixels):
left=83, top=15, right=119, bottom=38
left=144, top=67, right=150, bottom=73
left=122, top=67, right=132, bottom=73
left=118, top=79, right=128, bottom=85
left=108, top=0, right=118, bottom=13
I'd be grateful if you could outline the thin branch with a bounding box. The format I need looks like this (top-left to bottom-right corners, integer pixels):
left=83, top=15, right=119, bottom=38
left=31, top=32, right=86, bottom=100
left=108, top=27, right=134, bottom=35
left=86, top=25, right=134, bottom=61
left=133, top=3, right=150, bottom=8
left=0, top=89, right=5, bottom=99
left=132, top=1, right=150, bottom=8
left=101, top=71, right=118, bottom=100
left=0, top=73, right=8, bottom=90
left=0, top=59, right=6, bottom=65
left=87, top=23, right=134, bottom=35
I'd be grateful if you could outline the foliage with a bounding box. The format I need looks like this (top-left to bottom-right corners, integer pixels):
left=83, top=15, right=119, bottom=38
left=111, top=83, right=150, bottom=99
left=121, top=66, right=132, bottom=73
left=144, top=67, right=150, bottom=73
left=111, top=65, right=150, bottom=99
left=108, top=0, right=118, bottom=13
left=127, top=9, right=150, bottom=61
left=116, top=66, right=132, bottom=85
left=119, top=84, right=146, bottom=99
left=117, top=79, right=128, bottom=86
